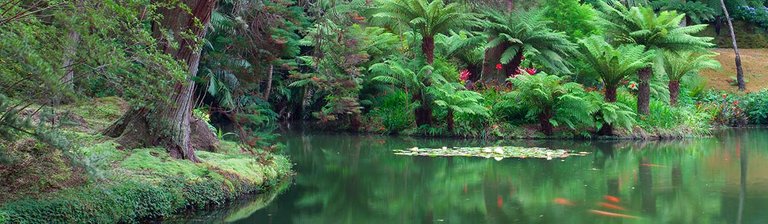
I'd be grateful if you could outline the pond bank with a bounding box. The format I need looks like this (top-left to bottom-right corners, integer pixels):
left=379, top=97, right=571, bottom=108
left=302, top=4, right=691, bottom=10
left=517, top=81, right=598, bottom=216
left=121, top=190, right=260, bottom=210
left=0, top=139, right=292, bottom=223
left=0, top=97, right=292, bottom=223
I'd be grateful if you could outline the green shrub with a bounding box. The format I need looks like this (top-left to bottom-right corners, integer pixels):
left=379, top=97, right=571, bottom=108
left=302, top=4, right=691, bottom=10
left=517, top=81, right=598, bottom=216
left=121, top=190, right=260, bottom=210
left=588, top=93, right=636, bottom=132
left=504, top=73, right=595, bottom=135
left=370, top=90, right=416, bottom=133
left=0, top=181, right=183, bottom=223
left=740, top=90, right=768, bottom=124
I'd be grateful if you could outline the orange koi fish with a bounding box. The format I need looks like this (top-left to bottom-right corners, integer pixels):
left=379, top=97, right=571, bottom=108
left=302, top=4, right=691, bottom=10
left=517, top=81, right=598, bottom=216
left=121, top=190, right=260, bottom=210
left=604, top=195, right=620, bottom=203
left=598, top=202, right=626, bottom=211
left=554, top=198, right=575, bottom=206
left=589, top=210, right=639, bottom=219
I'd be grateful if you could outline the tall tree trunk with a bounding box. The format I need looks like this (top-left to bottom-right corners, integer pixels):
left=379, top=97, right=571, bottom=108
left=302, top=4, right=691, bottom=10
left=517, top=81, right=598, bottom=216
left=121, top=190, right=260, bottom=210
left=264, top=64, right=273, bottom=99
left=62, top=29, right=80, bottom=91
left=669, top=80, right=680, bottom=106
left=422, top=36, right=435, bottom=64
left=637, top=67, right=652, bottom=115
left=105, top=0, right=219, bottom=162
left=55, top=0, right=83, bottom=105
left=721, top=0, right=745, bottom=91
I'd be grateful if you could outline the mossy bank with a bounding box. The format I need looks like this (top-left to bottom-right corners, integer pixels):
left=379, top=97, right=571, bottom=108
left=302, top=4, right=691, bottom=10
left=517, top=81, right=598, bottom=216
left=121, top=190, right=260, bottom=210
left=0, top=97, right=292, bottom=223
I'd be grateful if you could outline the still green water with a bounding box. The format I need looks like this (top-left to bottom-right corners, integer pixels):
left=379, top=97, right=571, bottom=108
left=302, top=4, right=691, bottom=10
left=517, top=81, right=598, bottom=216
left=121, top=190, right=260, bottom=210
left=184, top=129, right=768, bottom=224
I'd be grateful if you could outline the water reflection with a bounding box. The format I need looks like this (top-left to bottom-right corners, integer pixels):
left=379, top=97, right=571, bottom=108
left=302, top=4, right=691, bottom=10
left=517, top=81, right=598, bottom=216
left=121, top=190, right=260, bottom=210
left=193, top=129, right=768, bottom=223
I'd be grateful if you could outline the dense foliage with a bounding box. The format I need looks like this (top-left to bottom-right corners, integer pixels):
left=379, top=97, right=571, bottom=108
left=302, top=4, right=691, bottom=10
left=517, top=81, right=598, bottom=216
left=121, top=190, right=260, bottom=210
left=3, top=0, right=768, bottom=220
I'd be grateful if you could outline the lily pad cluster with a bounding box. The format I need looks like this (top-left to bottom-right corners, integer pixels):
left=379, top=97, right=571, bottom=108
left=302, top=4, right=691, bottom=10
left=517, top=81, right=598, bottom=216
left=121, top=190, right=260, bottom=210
left=393, top=146, right=588, bottom=160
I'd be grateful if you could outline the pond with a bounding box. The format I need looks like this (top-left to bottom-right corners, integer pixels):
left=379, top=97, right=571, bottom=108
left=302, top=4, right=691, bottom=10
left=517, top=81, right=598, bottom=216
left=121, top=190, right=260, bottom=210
left=182, top=129, right=768, bottom=224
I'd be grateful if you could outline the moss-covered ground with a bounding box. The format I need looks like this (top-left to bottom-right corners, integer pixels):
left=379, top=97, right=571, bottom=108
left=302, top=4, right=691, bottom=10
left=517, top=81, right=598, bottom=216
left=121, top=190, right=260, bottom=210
left=0, top=97, right=292, bottom=223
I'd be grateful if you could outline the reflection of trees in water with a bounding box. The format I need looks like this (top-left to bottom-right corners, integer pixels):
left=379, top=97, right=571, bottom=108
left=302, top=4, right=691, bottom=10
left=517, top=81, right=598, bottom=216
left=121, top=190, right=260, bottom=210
left=274, top=131, right=766, bottom=224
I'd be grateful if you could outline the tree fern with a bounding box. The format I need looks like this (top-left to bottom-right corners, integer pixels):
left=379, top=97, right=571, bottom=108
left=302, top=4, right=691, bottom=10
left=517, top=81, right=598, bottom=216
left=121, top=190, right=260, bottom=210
left=434, top=30, right=485, bottom=66
left=429, top=83, right=489, bottom=132
left=505, top=73, right=595, bottom=135
left=594, top=0, right=714, bottom=114
left=650, top=0, right=717, bottom=24
left=579, top=35, right=653, bottom=102
left=372, top=0, right=476, bottom=63
left=662, top=51, right=721, bottom=105
left=481, top=9, right=578, bottom=80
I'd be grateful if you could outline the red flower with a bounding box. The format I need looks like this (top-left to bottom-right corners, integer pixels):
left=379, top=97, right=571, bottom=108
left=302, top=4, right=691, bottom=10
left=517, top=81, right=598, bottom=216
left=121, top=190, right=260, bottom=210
left=525, top=68, right=537, bottom=75
left=459, top=69, right=471, bottom=81
left=496, top=64, right=503, bottom=71
left=733, top=100, right=740, bottom=105
left=629, top=83, right=636, bottom=89
left=722, top=94, right=728, bottom=99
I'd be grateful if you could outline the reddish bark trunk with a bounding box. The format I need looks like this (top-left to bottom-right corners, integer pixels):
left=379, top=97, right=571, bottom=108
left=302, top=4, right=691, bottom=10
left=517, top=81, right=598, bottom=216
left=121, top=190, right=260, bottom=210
left=605, top=85, right=617, bottom=102
left=422, top=36, right=435, bottom=64
left=539, top=110, right=554, bottom=136
left=502, top=48, right=524, bottom=77
left=447, top=109, right=455, bottom=133
left=481, top=40, right=508, bottom=83
left=413, top=92, right=433, bottom=127
left=105, top=0, right=218, bottom=162
left=600, top=85, right=618, bottom=136
left=669, top=80, right=680, bottom=106
left=637, top=67, right=652, bottom=115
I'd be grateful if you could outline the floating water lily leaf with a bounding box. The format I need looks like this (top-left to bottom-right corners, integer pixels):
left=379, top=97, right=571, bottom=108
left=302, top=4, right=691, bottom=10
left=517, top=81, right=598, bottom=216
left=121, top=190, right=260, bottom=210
left=394, top=146, right=588, bottom=160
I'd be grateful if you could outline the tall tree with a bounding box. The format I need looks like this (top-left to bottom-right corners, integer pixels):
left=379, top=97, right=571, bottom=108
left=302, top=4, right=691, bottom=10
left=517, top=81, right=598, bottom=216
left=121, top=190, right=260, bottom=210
left=373, top=0, right=474, bottom=64
left=595, top=1, right=713, bottom=115
left=104, top=0, right=219, bottom=162
left=720, top=0, right=745, bottom=91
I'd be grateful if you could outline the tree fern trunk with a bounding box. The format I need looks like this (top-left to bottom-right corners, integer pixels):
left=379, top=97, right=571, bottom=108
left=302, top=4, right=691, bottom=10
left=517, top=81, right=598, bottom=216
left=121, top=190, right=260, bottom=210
left=422, top=36, right=435, bottom=64
left=105, top=0, right=218, bottom=162
left=413, top=92, right=433, bottom=127
left=481, top=0, right=515, bottom=84
left=599, top=85, right=618, bottom=136
left=447, top=109, right=454, bottom=134
left=539, top=109, right=554, bottom=136
left=669, top=80, right=680, bottom=106
left=721, top=0, right=745, bottom=91
left=481, top=40, right=508, bottom=83
left=637, top=67, right=652, bottom=115
left=502, top=49, right=524, bottom=77
left=605, top=85, right=617, bottom=102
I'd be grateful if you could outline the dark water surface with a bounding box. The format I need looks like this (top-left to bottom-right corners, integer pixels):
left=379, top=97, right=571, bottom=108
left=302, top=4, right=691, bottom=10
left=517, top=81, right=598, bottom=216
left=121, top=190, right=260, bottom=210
left=182, top=129, right=768, bottom=224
